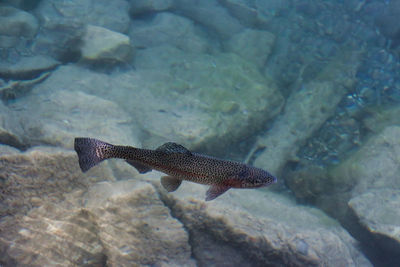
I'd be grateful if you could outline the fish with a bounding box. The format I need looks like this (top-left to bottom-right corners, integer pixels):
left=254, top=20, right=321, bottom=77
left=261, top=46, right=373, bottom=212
left=74, top=137, right=277, bottom=201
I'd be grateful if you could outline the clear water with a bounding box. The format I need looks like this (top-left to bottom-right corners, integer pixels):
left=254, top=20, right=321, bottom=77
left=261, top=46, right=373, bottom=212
left=0, top=0, right=399, bottom=266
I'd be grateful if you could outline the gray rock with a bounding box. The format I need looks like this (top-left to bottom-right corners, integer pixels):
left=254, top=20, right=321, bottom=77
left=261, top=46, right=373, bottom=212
left=28, top=55, right=282, bottom=155
left=11, top=87, right=139, bottom=149
left=374, top=1, right=400, bottom=41
left=174, top=0, right=244, bottom=39
left=81, top=25, right=133, bottom=64
left=253, top=51, right=361, bottom=178
left=225, top=29, right=275, bottom=68
left=153, top=172, right=372, bottom=266
left=0, top=180, right=195, bottom=266
left=253, top=81, right=346, bottom=177
left=287, top=126, right=400, bottom=264
left=0, top=146, right=114, bottom=218
left=0, top=55, right=59, bottom=80
left=349, top=189, right=400, bottom=255
left=219, top=0, right=259, bottom=27
left=132, top=47, right=284, bottom=152
left=0, top=102, right=24, bottom=149
left=0, top=5, right=38, bottom=38
left=0, top=0, right=41, bottom=10
left=33, top=0, right=130, bottom=61
left=36, top=0, right=130, bottom=33
left=331, top=126, right=400, bottom=197
left=129, top=0, right=174, bottom=16
left=129, top=12, right=212, bottom=53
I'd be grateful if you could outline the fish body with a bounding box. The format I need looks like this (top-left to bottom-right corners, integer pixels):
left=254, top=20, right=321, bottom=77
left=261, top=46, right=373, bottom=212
left=74, top=137, right=277, bottom=201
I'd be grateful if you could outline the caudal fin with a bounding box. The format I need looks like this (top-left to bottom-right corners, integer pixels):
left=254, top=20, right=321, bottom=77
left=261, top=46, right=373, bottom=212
left=74, top=137, right=114, bottom=172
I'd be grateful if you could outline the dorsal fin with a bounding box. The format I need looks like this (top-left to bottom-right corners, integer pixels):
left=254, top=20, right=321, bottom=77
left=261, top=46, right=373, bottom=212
left=156, top=142, right=192, bottom=155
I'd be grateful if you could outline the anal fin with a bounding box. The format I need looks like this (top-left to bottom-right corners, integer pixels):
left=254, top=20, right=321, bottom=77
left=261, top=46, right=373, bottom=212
left=161, top=176, right=182, bottom=192
left=126, top=160, right=152, bottom=174
left=206, top=185, right=230, bottom=201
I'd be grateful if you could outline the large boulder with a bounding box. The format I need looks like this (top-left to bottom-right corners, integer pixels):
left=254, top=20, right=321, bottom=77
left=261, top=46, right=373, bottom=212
left=20, top=53, right=282, bottom=155
left=0, top=179, right=196, bottom=266
left=285, top=126, right=400, bottom=265
left=252, top=49, right=361, bottom=178
left=150, top=172, right=372, bottom=266
left=349, top=189, right=400, bottom=257
left=0, top=146, right=113, bottom=218
left=11, top=88, right=139, bottom=149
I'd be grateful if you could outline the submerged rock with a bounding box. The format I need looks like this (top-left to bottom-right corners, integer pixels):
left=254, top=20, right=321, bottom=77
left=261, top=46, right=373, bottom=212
left=129, top=12, right=212, bottom=53
left=253, top=81, right=346, bottom=178
left=33, top=0, right=130, bottom=61
left=36, top=0, right=130, bottom=33
left=225, top=29, right=275, bottom=68
left=24, top=55, right=282, bottom=155
left=0, top=6, right=38, bottom=38
left=0, top=55, right=59, bottom=80
left=252, top=49, right=361, bottom=178
left=173, top=0, right=244, bottom=39
left=0, top=146, right=113, bottom=219
left=153, top=173, right=372, bottom=267
left=0, top=103, right=24, bottom=149
left=11, top=88, right=139, bottom=149
left=81, top=25, right=132, bottom=65
left=349, top=189, right=400, bottom=257
left=129, top=0, right=174, bottom=16
left=0, top=179, right=195, bottom=266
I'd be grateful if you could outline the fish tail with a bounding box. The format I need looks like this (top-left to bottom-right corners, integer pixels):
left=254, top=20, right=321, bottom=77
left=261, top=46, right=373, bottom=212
left=74, top=137, right=114, bottom=172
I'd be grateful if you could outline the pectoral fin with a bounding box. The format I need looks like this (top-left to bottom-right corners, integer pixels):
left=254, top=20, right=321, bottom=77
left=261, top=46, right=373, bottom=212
left=125, top=160, right=152, bottom=174
left=206, top=185, right=230, bottom=201
left=161, top=176, right=182, bottom=192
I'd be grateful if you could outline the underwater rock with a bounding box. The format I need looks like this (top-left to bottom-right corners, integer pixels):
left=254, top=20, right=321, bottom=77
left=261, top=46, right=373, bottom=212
left=33, top=0, right=130, bottom=62
left=129, top=12, right=212, bottom=53
left=374, top=1, right=400, bottom=44
left=132, top=47, right=284, bottom=153
left=288, top=126, right=400, bottom=265
left=349, top=189, right=400, bottom=256
left=252, top=48, right=361, bottom=177
left=331, top=126, right=400, bottom=197
left=253, top=81, right=346, bottom=177
left=0, top=103, right=24, bottom=149
left=81, top=25, right=132, bottom=64
left=153, top=173, right=372, bottom=267
left=0, top=6, right=38, bottom=38
left=0, top=146, right=114, bottom=219
left=0, top=0, right=41, bottom=11
left=363, top=105, right=400, bottom=134
left=0, top=55, right=59, bottom=80
left=225, top=29, right=275, bottom=68
left=32, top=53, right=282, bottom=156
left=173, top=0, right=244, bottom=39
left=11, top=88, right=139, bottom=149
left=129, top=0, right=174, bottom=16
left=36, top=0, right=130, bottom=33
left=218, top=0, right=259, bottom=27
left=0, top=180, right=195, bottom=266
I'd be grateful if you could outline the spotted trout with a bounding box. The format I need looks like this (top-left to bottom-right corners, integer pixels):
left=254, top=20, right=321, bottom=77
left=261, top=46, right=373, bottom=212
left=74, top=137, right=277, bottom=201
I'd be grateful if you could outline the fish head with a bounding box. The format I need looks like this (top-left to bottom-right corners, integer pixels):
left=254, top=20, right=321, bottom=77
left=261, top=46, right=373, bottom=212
left=238, top=166, right=277, bottom=188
